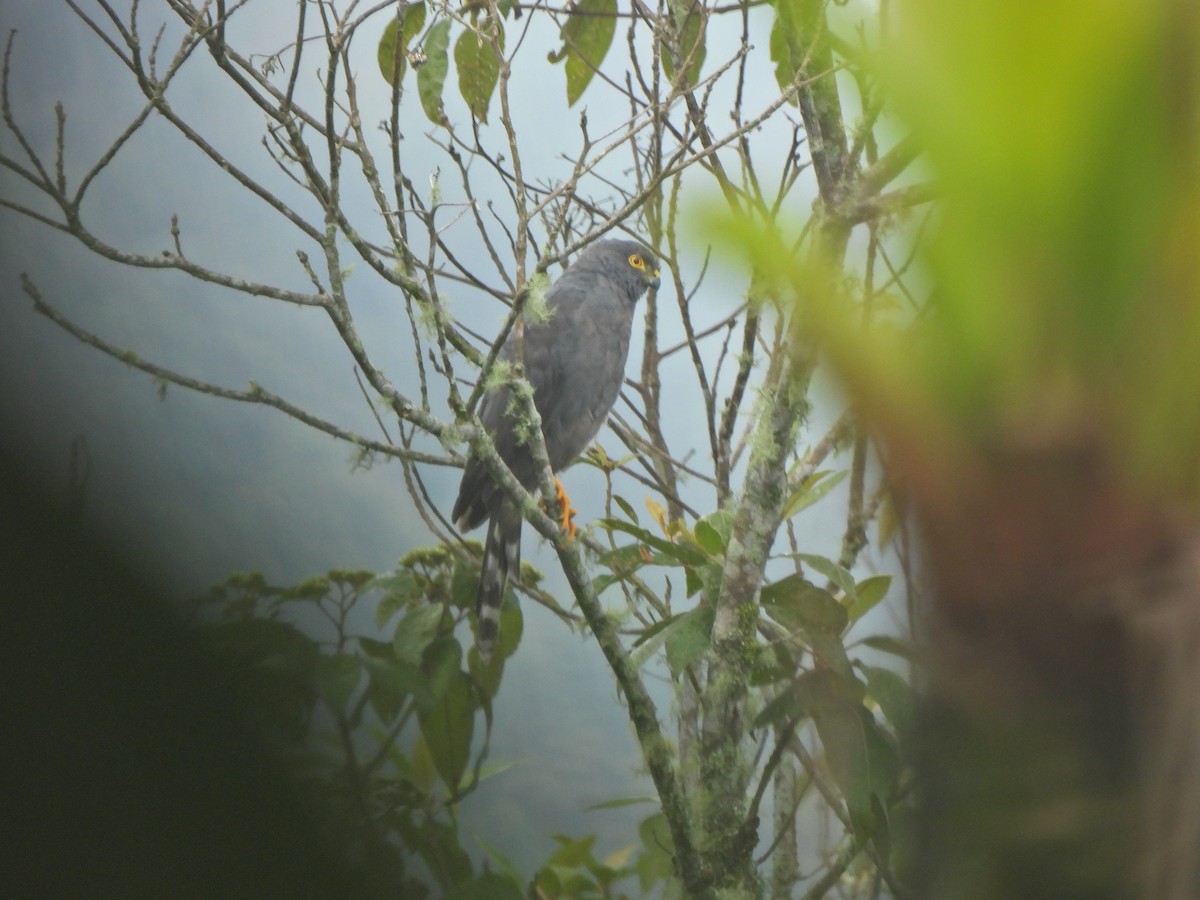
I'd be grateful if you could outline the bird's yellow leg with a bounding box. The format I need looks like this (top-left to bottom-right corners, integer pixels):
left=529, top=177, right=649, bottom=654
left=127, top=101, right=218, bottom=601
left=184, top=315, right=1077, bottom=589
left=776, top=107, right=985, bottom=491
left=553, top=477, right=578, bottom=539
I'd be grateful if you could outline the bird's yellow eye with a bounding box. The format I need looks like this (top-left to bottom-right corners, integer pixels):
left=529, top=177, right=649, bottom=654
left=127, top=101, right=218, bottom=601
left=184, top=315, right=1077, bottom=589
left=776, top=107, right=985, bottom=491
left=628, top=253, right=645, bottom=270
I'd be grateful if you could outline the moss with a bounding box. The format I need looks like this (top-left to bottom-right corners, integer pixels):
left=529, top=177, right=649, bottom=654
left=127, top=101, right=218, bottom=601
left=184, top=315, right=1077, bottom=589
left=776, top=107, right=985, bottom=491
left=522, top=271, right=554, bottom=324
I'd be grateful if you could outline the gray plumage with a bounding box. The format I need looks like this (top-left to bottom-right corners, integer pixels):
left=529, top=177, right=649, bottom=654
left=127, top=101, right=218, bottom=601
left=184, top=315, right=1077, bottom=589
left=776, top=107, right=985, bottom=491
left=452, top=239, right=660, bottom=659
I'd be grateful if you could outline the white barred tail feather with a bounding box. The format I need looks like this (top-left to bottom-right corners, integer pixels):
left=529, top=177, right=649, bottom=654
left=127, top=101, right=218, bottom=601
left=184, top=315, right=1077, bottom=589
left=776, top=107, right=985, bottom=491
left=475, top=503, right=521, bottom=661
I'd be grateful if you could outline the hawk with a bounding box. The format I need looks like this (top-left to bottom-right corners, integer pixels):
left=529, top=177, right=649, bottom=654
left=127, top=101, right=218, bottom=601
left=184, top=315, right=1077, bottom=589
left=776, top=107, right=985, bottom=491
left=452, top=239, right=660, bottom=659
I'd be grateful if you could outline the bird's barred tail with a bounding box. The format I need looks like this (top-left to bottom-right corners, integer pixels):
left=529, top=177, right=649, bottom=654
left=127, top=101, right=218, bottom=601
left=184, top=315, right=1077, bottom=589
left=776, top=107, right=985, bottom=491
left=477, top=504, right=521, bottom=661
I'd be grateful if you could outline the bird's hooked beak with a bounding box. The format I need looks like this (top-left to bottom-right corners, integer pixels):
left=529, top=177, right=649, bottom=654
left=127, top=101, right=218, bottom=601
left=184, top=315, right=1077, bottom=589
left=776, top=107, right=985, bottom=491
left=649, top=268, right=661, bottom=291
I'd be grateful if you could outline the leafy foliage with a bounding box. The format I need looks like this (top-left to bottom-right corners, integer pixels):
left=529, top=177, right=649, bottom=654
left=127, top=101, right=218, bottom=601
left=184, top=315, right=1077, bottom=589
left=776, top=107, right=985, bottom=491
left=0, top=0, right=930, bottom=894
left=454, top=16, right=504, bottom=123
left=189, top=554, right=683, bottom=897
left=376, top=2, right=428, bottom=87
left=555, top=0, right=619, bottom=106
left=189, top=552, right=521, bottom=895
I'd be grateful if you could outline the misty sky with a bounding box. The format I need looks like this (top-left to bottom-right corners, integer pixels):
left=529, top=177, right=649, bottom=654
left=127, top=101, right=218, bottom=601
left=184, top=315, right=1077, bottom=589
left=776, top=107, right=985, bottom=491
left=0, top=0, right=886, bottom=875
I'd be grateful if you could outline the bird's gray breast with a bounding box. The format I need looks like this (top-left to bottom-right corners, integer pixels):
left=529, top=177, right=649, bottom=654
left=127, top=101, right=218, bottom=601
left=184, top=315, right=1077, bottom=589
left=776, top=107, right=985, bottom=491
left=524, top=280, right=633, bottom=472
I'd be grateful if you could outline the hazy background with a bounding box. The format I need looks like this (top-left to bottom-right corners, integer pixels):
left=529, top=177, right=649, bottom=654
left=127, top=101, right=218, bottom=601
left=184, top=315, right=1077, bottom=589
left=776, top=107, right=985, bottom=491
left=0, top=0, right=882, bottom=875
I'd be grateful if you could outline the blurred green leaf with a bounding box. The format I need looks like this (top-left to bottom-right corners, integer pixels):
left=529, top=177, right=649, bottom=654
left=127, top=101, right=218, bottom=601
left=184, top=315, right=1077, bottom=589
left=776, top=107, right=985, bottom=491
left=475, top=836, right=526, bottom=886
left=394, top=602, right=445, bottom=665
left=419, top=668, right=474, bottom=791
left=753, top=669, right=865, bottom=730
left=806, top=628, right=855, bottom=680
left=861, top=634, right=918, bottom=662
left=847, top=574, right=891, bottom=623
left=599, top=518, right=710, bottom=568
left=377, top=2, right=428, bottom=86
left=450, top=560, right=480, bottom=611
left=762, top=574, right=849, bottom=634
left=313, top=652, right=362, bottom=715
left=374, top=569, right=421, bottom=629
left=586, top=795, right=658, bottom=811
left=417, top=20, right=451, bottom=125
left=814, top=703, right=899, bottom=840
left=662, top=0, right=706, bottom=86
left=635, top=813, right=675, bottom=891
left=365, top=657, right=430, bottom=719
left=863, top=664, right=915, bottom=743
left=783, top=469, right=847, bottom=519
left=422, top=636, right=463, bottom=702
left=613, top=494, right=639, bottom=523
left=454, top=20, right=504, bottom=122
left=557, top=0, right=617, bottom=106
left=279, top=574, right=330, bottom=602
left=796, top=552, right=857, bottom=598
left=410, top=732, right=438, bottom=793
left=768, top=0, right=807, bottom=99
left=409, top=815, right=474, bottom=889
left=694, top=518, right=724, bottom=556
left=664, top=604, right=714, bottom=675
left=548, top=833, right=597, bottom=868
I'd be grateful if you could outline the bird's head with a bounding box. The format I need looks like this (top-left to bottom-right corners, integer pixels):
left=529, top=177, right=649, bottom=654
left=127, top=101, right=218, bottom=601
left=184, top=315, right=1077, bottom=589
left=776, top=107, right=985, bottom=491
left=586, top=238, right=659, bottom=295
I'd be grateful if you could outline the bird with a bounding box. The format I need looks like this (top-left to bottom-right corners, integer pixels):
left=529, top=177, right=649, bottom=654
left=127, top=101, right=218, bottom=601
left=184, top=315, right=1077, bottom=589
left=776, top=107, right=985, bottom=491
left=452, top=238, right=660, bottom=660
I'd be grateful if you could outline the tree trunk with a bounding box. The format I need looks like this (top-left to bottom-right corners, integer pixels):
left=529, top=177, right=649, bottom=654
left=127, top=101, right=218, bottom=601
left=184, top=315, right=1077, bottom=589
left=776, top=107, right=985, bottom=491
left=909, top=439, right=1200, bottom=898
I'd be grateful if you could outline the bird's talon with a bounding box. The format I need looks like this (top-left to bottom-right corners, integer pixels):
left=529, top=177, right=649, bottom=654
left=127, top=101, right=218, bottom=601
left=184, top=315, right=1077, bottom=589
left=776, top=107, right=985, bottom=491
left=554, top=477, right=578, bottom=539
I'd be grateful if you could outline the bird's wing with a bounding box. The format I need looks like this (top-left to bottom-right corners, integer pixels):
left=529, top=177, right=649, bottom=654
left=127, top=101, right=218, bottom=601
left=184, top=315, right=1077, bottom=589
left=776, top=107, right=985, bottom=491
left=526, top=284, right=633, bottom=470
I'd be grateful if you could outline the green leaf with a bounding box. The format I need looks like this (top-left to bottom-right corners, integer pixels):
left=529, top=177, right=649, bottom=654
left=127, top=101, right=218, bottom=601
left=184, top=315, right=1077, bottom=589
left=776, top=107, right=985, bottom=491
left=683, top=560, right=723, bottom=599
left=698, top=509, right=733, bottom=548
left=419, top=668, right=475, bottom=791
left=752, top=669, right=865, bottom=730
left=417, top=19, right=452, bottom=125
left=664, top=604, right=714, bottom=675
left=364, top=657, right=430, bottom=719
left=373, top=569, right=420, bottom=629
left=629, top=617, right=675, bottom=671
left=450, top=559, right=480, bottom=611
left=796, top=552, right=857, bottom=598
left=410, top=732, right=438, bottom=793
left=635, top=813, right=675, bottom=891
left=662, top=1, right=706, bottom=86
left=470, top=604, right=522, bottom=699
left=313, top=652, right=362, bottom=714
left=761, top=574, right=849, bottom=634
left=861, top=634, right=918, bottom=662
left=613, top=494, right=639, bottom=523
left=693, top=518, right=724, bottom=556
left=783, top=469, right=847, bottom=519
left=599, top=518, right=710, bottom=568
left=814, top=703, right=900, bottom=838
left=410, top=815, right=474, bottom=889
left=454, top=19, right=504, bottom=122
left=586, top=795, right=658, bottom=811
left=377, top=3, right=429, bottom=86
left=463, top=758, right=516, bottom=790
left=806, top=628, right=855, bottom=680
left=394, top=602, right=445, bottom=665
left=548, top=833, right=598, bottom=868
left=279, top=574, right=330, bottom=602
left=598, top=542, right=654, bottom=578
left=847, top=574, right=892, bottom=623
left=495, top=601, right=523, bottom=660
left=422, top=635, right=463, bottom=702
left=749, top=642, right=794, bottom=686
left=769, top=0, right=811, bottom=100
left=863, top=664, right=915, bottom=742
left=558, top=0, right=618, bottom=106
left=358, top=635, right=395, bottom=661
left=475, top=836, right=526, bottom=886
